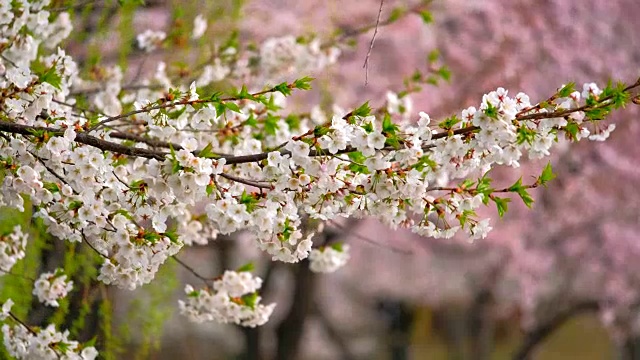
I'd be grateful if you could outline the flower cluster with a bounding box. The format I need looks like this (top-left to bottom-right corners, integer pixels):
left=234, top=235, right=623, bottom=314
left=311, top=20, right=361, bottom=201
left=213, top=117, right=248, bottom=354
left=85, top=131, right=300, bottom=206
left=179, top=270, right=275, bottom=327
left=0, top=0, right=635, bottom=337
left=309, top=244, right=351, bottom=273
left=257, top=35, right=341, bottom=83
left=0, top=225, right=28, bottom=273
left=136, top=30, right=166, bottom=52
left=2, top=322, right=98, bottom=360
left=33, top=269, right=74, bottom=307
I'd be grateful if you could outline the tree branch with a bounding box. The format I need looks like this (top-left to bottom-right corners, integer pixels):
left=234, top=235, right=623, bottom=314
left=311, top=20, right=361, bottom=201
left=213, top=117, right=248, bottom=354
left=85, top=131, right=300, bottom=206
left=512, top=301, right=599, bottom=360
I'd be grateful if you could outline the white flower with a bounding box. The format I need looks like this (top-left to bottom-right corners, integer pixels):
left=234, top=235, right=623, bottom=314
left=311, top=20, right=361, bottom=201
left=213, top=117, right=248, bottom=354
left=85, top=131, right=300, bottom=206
left=33, top=269, right=73, bottom=307
left=0, top=299, right=13, bottom=320
left=181, top=138, right=199, bottom=152
left=180, top=271, right=275, bottom=327
left=582, top=82, right=603, bottom=99
left=0, top=226, right=28, bottom=273
left=6, top=66, right=32, bottom=88
left=198, top=59, right=230, bottom=84
left=364, top=153, right=391, bottom=171
left=192, top=15, right=207, bottom=39
left=588, top=124, right=616, bottom=141
left=136, top=30, right=166, bottom=52
left=367, top=131, right=386, bottom=149
left=46, top=137, right=68, bottom=156
left=309, top=244, right=350, bottom=273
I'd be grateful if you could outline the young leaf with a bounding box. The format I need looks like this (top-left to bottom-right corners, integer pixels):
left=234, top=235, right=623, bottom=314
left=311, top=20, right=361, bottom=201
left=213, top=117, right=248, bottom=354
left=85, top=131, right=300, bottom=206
left=419, top=10, right=433, bottom=24
left=39, top=66, right=62, bottom=90
left=236, top=262, right=255, bottom=272
left=492, top=196, right=511, bottom=218
left=538, top=162, right=556, bottom=187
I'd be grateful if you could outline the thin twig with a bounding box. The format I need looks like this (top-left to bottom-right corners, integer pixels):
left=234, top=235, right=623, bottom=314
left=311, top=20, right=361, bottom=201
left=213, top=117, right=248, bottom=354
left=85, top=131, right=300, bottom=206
left=81, top=231, right=109, bottom=259
left=363, top=0, right=384, bottom=86
left=328, top=220, right=412, bottom=255
left=0, top=54, right=18, bottom=68
left=172, top=255, right=213, bottom=285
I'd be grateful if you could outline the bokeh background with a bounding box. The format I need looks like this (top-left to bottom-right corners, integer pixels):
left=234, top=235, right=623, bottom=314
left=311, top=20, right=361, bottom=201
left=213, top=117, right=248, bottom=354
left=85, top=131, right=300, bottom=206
left=4, top=0, right=640, bottom=359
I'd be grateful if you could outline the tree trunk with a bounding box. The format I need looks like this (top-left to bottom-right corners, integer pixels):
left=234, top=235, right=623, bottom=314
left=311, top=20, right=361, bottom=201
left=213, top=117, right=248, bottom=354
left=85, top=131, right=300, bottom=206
left=275, top=260, right=317, bottom=360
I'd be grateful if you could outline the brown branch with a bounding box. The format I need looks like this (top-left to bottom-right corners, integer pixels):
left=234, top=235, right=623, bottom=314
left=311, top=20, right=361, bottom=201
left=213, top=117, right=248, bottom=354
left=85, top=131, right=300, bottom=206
left=512, top=301, right=600, bottom=360
left=0, top=80, right=636, bottom=169
left=219, top=173, right=273, bottom=189
left=0, top=121, right=167, bottom=160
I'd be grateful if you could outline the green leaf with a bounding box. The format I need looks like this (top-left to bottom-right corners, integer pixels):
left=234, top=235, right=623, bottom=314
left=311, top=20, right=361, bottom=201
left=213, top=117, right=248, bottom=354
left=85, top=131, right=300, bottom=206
left=197, top=143, right=217, bottom=158
left=427, top=49, right=439, bottom=63
left=476, top=174, right=494, bottom=205
left=437, top=65, right=451, bottom=82
left=492, top=196, right=510, bottom=218
left=601, top=81, right=630, bottom=109
left=330, top=242, right=344, bottom=252
left=221, top=30, right=239, bottom=52
left=347, top=151, right=366, bottom=163
left=352, top=101, right=371, bottom=118
left=244, top=114, right=258, bottom=127
left=419, top=10, right=433, bottom=24
left=285, top=114, right=300, bottom=130
left=84, top=337, right=98, bottom=349
left=236, top=85, right=254, bottom=100
left=361, top=121, right=374, bottom=133
left=516, top=126, right=537, bottom=145
left=239, top=190, right=259, bottom=212
left=224, top=102, right=241, bottom=114
left=382, top=113, right=398, bottom=134
left=438, top=115, right=461, bottom=130
left=461, top=179, right=475, bottom=189
left=518, top=189, right=534, bottom=208
left=347, top=152, right=369, bottom=174
left=118, top=0, right=145, bottom=6
left=293, top=76, right=314, bottom=90
left=43, top=182, right=60, bottom=193
left=39, top=66, right=62, bottom=90
left=236, top=262, right=255, bottom=272
left=411, top=155, right=437, bottom=171
left=384, top=135, right=401, bottom=149
left=241, top=292, right=258, bottom=309
left=458, top=209, right=476, bottom=228
left=538, top=162, right=556, bottom=187
left=563, top=122, right=580, bottom=140
left=163, top=227, right=179, bottom=243
left=68, top=200, right=83, bottom=211
left=388, top=7, right=406, bottom=23
left=507, top=177, right=524, bottom=192
left=206, top=183, right=215, bottom=196
left=264, top=114, right=280, bottom=136
left=557, top=82, right=575, bottom=98
left=274, top=82, right=292, bottom=96
left=313, top=125, right=330, bottom=137
left=483, top=101, right=498, bottom=119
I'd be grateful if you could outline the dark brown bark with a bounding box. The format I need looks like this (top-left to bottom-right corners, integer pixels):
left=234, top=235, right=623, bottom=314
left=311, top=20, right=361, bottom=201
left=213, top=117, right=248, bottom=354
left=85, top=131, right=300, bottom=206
left=312, top=300, right=357, bottom=360
left=468, top=290, right=495, bottom=360
left=274, top=259, right=317, bottom=360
